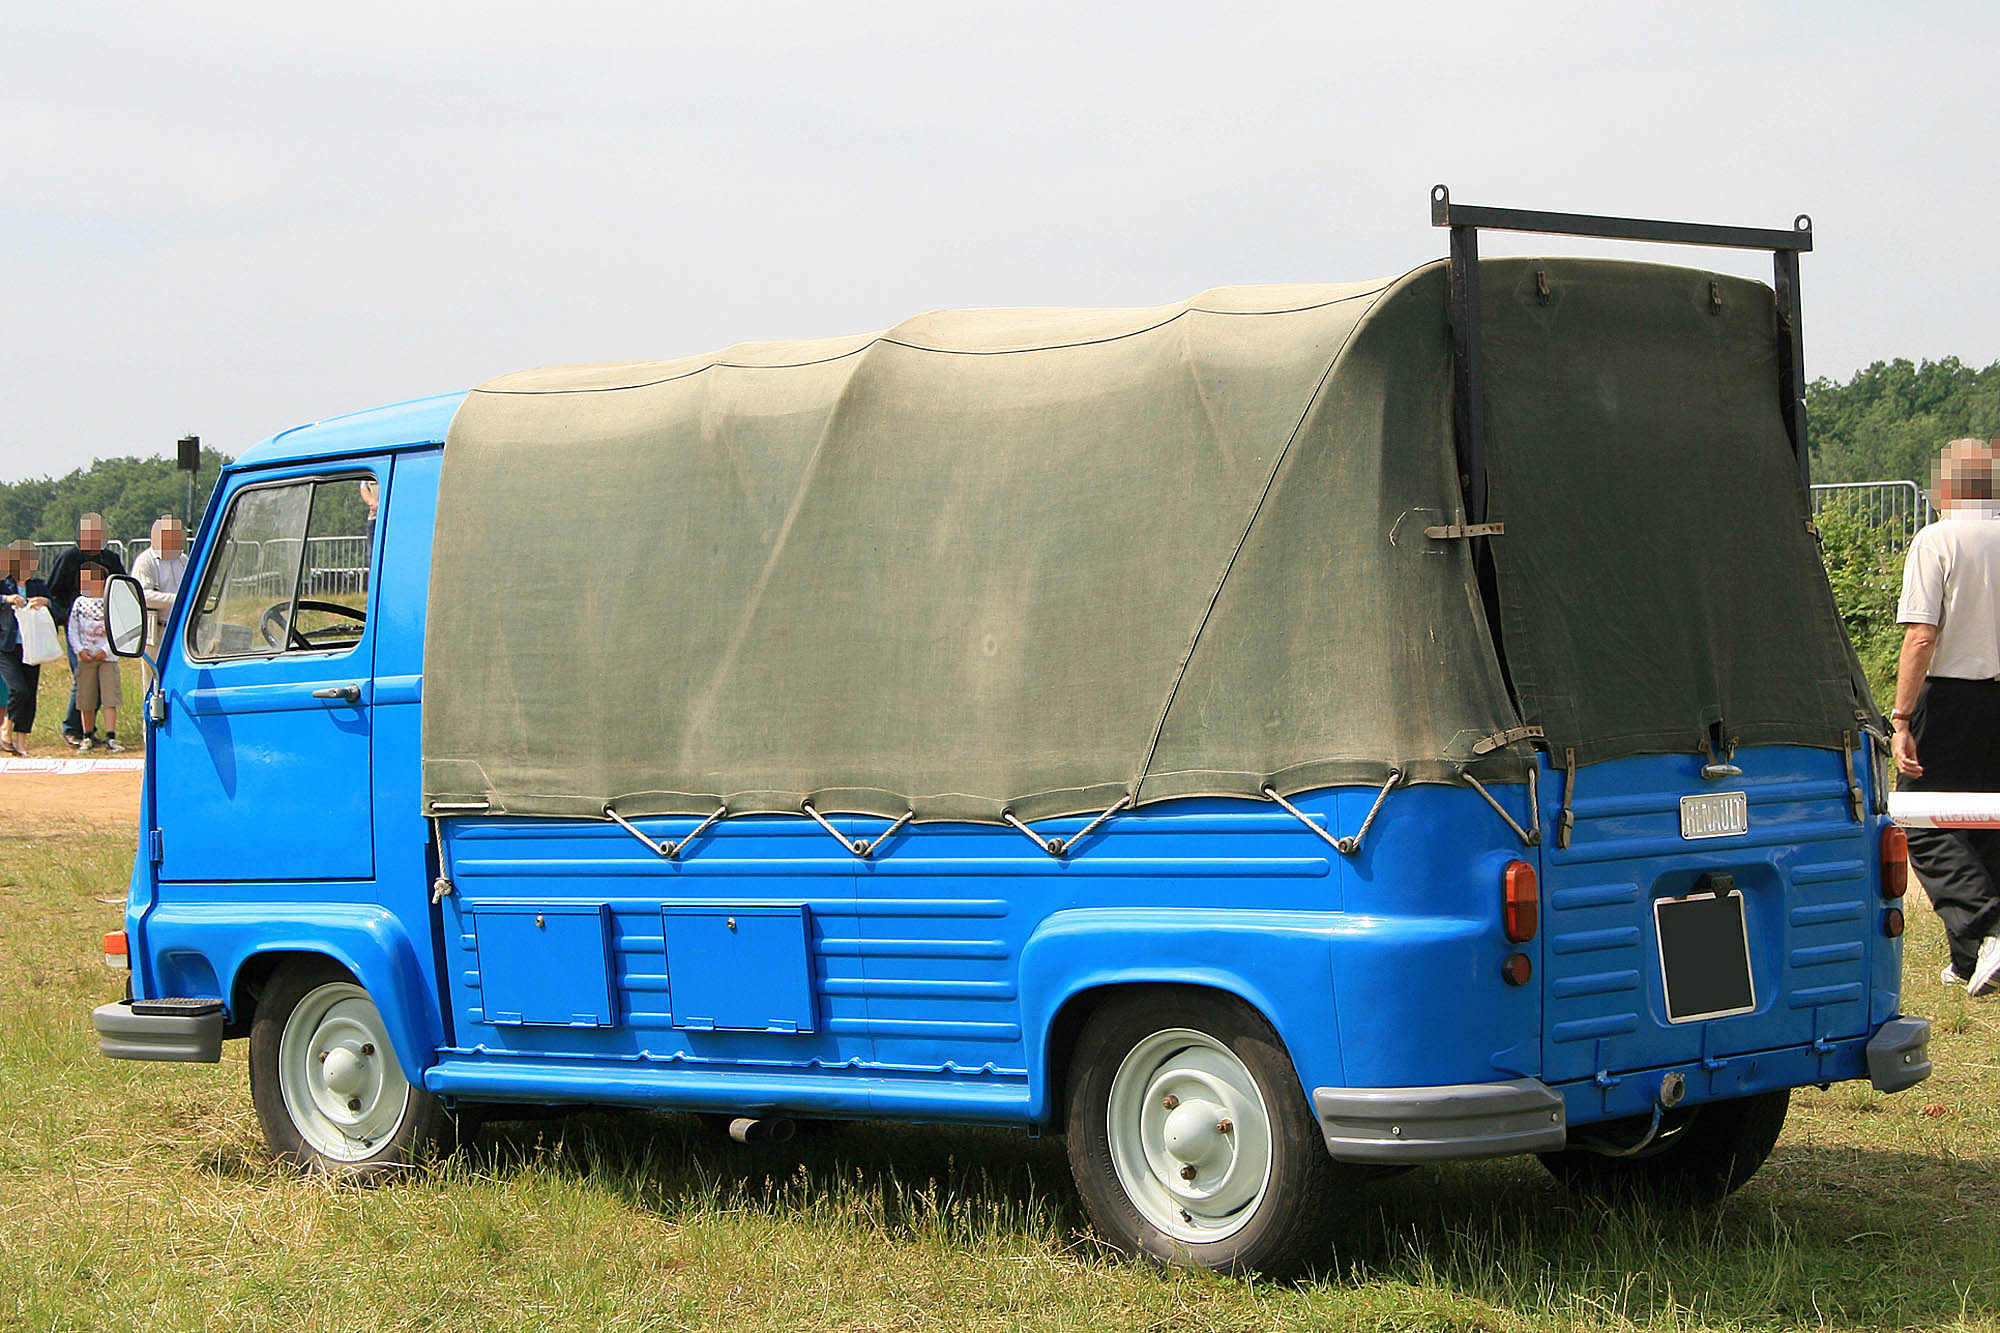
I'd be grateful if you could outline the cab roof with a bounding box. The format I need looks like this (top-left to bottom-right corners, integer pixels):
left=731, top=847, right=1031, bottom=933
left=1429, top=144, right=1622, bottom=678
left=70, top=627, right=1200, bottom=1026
left=231, top=391, right=467, bottom=470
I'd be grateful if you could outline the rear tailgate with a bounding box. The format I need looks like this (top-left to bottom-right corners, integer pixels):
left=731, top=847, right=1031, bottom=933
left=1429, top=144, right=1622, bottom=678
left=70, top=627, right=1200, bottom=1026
left=1541, top=747, right=1873, bottom=1087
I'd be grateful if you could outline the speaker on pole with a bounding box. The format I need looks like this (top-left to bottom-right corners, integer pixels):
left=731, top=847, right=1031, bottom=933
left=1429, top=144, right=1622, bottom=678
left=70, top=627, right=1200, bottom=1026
left=177, top=435, right=200, bottom=527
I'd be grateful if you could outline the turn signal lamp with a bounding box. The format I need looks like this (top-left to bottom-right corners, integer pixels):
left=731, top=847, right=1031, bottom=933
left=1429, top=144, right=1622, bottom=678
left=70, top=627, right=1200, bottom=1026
left=103, top=930, right=129, bottom=971
left=1881, top=825, right=1909, bottom=900
left=1503, top=860, right=1539, bottom=943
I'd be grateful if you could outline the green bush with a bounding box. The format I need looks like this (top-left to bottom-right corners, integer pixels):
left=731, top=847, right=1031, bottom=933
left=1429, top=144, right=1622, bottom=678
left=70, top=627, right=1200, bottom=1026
left=1814, top=501, right=1905, bottom=709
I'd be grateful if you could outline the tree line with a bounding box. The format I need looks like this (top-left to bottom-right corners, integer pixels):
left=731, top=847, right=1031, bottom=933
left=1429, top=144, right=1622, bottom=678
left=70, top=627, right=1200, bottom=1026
left=1808, top=356, right=2000, bottom=485
left=0, top=448, right=230, bottom=547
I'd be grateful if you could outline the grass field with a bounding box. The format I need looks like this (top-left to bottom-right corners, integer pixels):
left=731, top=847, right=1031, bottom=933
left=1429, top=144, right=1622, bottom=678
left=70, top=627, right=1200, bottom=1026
left=2, top=821, right=1996, bottom=1331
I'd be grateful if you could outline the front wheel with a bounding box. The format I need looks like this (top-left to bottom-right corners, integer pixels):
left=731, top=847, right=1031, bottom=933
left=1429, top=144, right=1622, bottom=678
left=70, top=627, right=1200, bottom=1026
left=1538, top=1088, right=1790, bottom=1204
left=249, top=959, right=449, bottom=1182
left=1064, top=988, right=1356, bottom=1277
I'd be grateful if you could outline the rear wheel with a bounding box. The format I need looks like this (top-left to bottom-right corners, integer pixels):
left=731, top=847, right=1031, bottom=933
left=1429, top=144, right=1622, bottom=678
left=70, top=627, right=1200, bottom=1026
left=249, top=958, right=449, bottom=1182
left=1538, top=1088, right=1790, bottom=1204
left=1064, top=988, right=1354, bottom=1277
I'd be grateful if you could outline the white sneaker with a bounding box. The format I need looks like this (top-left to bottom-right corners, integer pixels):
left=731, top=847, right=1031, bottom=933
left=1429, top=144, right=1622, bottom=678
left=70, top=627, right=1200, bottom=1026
left=1970, top=935, right=2000, bottom=996
left=1944, top=961, right=2000, bottom=996
left=76, top=735, right=94, bottom=754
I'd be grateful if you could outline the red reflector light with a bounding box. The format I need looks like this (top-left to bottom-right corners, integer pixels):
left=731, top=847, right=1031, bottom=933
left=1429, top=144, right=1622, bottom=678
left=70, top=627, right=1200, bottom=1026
left=103, top=930, right=129, bottom=971
left=1881, top=825, right=1909, bottom=900
left=1503, top=860, right=1539, bottom=942
left=1884, top=907, right=1905, bottom=938
left=1502, top=952, right=1533, bottom=986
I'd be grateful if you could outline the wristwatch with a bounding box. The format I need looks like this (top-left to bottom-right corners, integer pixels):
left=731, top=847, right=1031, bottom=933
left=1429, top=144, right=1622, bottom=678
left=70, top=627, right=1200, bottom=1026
left=1890, top=709, right=1913, bottom=723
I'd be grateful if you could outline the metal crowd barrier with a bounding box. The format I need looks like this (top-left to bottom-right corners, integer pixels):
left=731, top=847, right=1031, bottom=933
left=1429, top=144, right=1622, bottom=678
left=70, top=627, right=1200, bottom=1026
left=1810, top=480, right=1935, bottom=548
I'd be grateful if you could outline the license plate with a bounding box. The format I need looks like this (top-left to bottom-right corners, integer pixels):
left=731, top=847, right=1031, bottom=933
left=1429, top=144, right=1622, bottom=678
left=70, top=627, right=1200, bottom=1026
left=1680, top=791, right=1748, bottom=840
left=1654, top=890, right=1756, bottom=1023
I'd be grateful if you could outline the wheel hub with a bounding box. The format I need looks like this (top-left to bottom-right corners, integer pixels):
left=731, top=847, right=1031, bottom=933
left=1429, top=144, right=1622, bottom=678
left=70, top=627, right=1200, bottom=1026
left=321, top=1045, right=367, bottom=1098
left=1161, top=1097, right=1228, bottom=1168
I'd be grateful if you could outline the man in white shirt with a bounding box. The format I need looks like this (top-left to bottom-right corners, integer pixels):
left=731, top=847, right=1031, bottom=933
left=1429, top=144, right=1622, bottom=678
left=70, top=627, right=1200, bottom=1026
left=1892, top=439, right=2000, bottom=996
left=130, top=516, right=189, bottom=694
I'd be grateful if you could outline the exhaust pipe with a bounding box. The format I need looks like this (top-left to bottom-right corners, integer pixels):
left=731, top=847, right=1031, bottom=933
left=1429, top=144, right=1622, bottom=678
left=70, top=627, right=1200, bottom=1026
left=727, top=1115, right=796, bottom=1144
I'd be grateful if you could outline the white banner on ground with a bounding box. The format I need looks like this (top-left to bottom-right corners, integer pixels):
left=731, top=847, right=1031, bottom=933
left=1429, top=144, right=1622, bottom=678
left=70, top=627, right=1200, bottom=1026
left=1888, top=791, right=2000, bottom=829
left=0, top=757, right=145, bottom=775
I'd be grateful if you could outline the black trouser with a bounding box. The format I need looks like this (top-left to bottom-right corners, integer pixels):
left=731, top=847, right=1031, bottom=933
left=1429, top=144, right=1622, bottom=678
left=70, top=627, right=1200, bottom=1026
left=0, top=646, right=37, bottom=733
left=1899, top=676, right=2000, bottom=974
left=61, top=629, right=82, bottom=739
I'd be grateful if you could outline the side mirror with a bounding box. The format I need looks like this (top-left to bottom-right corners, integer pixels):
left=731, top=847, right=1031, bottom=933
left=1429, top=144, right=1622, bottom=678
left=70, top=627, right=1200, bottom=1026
left=106, top=574, right=148, bottom=658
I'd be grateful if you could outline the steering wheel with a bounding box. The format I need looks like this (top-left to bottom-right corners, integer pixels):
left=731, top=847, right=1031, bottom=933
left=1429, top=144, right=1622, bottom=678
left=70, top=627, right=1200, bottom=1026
left=260, top=599, right=365, bottom=651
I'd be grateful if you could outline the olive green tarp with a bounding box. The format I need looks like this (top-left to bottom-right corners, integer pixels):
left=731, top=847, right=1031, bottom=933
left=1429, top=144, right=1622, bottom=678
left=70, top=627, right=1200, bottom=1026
left=1477, top=260, right=1874, bottom=767
left=420, top=258, right=1870, bottom=823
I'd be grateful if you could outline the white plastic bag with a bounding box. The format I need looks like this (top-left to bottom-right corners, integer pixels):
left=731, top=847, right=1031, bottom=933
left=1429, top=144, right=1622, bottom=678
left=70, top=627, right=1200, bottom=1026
left=17, top=604, right=61, bottom=665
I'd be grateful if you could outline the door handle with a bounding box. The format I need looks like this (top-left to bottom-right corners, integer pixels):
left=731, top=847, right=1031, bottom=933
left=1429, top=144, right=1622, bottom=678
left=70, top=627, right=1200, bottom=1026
left=312, top=684, right=362, bottom=704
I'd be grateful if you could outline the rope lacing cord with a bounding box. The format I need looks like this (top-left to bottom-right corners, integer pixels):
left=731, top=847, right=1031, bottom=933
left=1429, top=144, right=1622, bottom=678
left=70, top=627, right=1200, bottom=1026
left=1464, top=769, right=1540, bottom=847
left=1262, top=768, right=1403, bottom=856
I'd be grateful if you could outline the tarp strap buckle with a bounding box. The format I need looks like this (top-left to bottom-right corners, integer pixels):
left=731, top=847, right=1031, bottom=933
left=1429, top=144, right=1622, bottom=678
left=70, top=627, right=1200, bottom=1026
left=1262, top=769, right=1402, bottom=857
left=1841, top=731, right=1865, bottom=823
left=1473, top=724, right=1544, bottom=755
left=1557, top=748, right=1578, bottom=850
left=1424, top=522, right=1506, bottom=540
left=603, top=802, right=725, bottom=860
left=1464, top=771, right=1540, bottom=847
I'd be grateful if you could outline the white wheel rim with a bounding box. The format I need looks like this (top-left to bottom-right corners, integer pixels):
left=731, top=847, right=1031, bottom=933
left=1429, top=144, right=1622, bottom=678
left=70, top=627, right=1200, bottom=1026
left=1105, top=1027, right=1274, bottom=1245
left=277, top=981, right=410, bottom=1163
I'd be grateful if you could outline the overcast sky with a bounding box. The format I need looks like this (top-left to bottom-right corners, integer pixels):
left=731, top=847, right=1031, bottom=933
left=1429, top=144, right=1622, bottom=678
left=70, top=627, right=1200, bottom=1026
left=5, top=2, right=1994, bottom=483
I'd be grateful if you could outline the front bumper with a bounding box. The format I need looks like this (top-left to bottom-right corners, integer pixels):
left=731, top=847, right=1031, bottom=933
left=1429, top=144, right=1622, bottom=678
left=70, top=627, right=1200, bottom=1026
left=93, top=998, right=225, bottom=1063
left=1313, top=1078, right=1567, bottom=1163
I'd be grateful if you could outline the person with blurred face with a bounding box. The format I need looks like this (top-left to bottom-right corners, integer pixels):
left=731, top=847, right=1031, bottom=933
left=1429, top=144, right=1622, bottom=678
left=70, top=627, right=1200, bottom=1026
left=67, top=562, right=122, bottom=753
left=0, top=540, right=52, bottom=755
left=1893, top=439, right=2000, bottom=996
left=132, top=515, right=189, bottom=694
left=46, top=512, right=127, bottom=746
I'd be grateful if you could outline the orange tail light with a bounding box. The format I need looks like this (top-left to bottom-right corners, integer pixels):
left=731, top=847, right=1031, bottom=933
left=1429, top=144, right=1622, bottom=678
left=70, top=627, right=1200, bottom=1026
left=1881, top=824, right=1909, bottom=900
left=103, top=930, right=129, bottom=971
left=1503, top=860, right=1539, bottom=943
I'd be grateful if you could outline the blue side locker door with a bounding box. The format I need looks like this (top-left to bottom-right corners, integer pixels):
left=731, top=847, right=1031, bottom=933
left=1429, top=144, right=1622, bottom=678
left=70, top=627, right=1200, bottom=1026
left=153, top=460, right=389, bottom=883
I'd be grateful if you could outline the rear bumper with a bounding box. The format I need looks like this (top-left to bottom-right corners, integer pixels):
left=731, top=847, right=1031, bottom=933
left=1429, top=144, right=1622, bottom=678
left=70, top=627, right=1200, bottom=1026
left=1313, top=1078, right=1567, bottom=1163
left=92, top=999, right=225, bottom=1063
left=1865, top=1016, right=1931, bottom=1093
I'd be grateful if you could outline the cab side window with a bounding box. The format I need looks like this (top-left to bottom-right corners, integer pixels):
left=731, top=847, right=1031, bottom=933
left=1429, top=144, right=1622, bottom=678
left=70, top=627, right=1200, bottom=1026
left=187, top=476, right=375, bottom=660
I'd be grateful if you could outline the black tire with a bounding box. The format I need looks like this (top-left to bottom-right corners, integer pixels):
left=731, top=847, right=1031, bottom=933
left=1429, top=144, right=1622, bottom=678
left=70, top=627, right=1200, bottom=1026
left=1063, top=987, right=1356, bottom=1277
left=1538, top=1088, right=1790, bottom=1205
left=249, top=958, right=451, bottom=1183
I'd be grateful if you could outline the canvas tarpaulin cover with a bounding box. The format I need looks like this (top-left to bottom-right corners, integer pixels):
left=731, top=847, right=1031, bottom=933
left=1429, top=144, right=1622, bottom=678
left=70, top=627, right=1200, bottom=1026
left=1473, top=259, right=1873, bottom=765
left=420, top=258, right=1869, bottom=823
left=423, top=266, right=1525, bottom=822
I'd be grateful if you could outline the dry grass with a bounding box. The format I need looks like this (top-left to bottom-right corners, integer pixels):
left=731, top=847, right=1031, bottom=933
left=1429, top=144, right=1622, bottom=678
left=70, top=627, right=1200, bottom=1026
left=2, top=829, right=1996, bottom=1331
